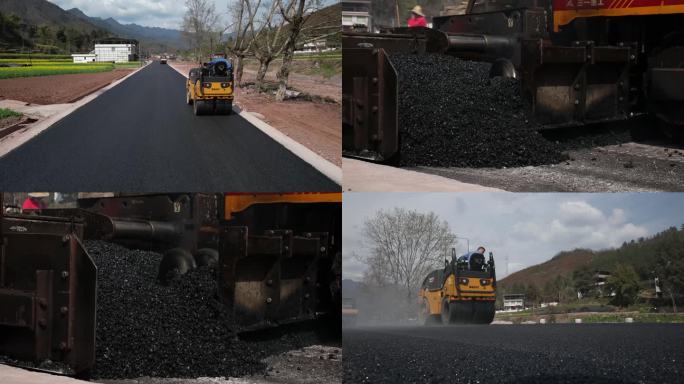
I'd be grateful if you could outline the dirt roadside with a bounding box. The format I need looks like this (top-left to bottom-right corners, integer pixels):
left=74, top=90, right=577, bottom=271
left=0, top=69, right=135, bottom=105
left=241, top=62, right=341, bottom=103
left=173, top=61, right=341, bottom=166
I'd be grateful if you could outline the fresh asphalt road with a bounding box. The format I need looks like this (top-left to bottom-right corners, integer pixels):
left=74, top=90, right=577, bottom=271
left=0, top=62, right=338, bottom=191
left=344, top=324, right=684, bottom=384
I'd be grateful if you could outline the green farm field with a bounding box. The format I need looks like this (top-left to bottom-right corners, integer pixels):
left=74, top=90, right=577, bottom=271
left=0, top=54, right=141, bottom=79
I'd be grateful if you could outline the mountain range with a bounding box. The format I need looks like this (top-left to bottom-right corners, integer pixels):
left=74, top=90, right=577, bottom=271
left=0, top=0, right=185, bottom=51
left=66, top=7, right=185, bottom=51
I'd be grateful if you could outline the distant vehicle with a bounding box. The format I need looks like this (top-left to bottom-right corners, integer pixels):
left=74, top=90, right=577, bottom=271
left=160, top=58, right=167, bottom=64
left=342, top=298, right=358, bottom=327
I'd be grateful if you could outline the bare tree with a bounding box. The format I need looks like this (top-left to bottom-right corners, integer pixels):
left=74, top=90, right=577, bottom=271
left=274, top=0, right=309, bottom=101
left=226, top=0, right=261, bottom=87
left=250, top=0, right=289, bottom=91
left=274, top=0, right=339, bottom=101
left=181, top=0, right=220, bottom=62
left=356, top=208, right=456, bottom=306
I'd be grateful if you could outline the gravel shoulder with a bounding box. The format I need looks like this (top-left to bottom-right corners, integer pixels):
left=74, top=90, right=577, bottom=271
left=172, top=61, right=341, bottom=166
left=0, top=69, right=134, bottom=105
left=99, top=345, right=341, bottom=384
left=413, top=141, right=684, bottom=192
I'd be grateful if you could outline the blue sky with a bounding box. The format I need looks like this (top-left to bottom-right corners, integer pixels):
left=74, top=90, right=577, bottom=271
left=48, top=0, right=336, bottom=29
left=343, top=193, right=684, bottom=281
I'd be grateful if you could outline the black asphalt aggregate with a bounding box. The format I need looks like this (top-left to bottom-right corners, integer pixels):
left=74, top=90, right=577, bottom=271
left=0, top=63, right=338, bottom=191
left=343, top=325, right=684, bottom=384
left=87, top=240, right=329, bottom=379
left=391, top=53, right=565, bottom=168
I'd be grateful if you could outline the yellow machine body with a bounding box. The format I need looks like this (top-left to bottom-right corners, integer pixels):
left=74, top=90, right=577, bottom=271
left=187, top=78, right=234, bottom=101
left=420, top=275, right=496, bottom=316
left=224, top=193, right=343, bottom=220
left=418, top=251, right=497, bottom=324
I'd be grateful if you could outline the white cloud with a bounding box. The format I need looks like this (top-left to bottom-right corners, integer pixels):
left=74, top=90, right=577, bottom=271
left=558, top=201, right=604, bottom=226
left=609, top=208, right=626, bottom=226
left=512, top=200, right=648, bottom=250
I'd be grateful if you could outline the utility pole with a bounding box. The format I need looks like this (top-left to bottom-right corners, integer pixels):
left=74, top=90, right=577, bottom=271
left=395, top=0, right=401, bottom=27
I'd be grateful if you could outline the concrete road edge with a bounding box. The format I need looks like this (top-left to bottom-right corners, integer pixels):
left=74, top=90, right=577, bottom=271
left=0, top=62, right=152, bottom=159
left=169, top=63, right=342, bottom=186
left=343, top=158, right=505, bottom=192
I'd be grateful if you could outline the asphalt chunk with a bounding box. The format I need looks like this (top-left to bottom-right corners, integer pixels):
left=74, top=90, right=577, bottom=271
left=87, top=240, right=263, bottom=379
left=87, top=241, right=325, bottom=379
left=391, top=53, right=566, bottom=168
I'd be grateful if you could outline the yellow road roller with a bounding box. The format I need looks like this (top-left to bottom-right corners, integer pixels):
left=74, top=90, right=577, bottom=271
left=186, top=58, right=234, bottom=115
left=418, top=248, right=496, bottom=324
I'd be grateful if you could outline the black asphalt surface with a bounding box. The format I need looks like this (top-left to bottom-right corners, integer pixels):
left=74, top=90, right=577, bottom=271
left=0, top=63, right=338, bottom=191
left=344, top=325, right=684, bottom=384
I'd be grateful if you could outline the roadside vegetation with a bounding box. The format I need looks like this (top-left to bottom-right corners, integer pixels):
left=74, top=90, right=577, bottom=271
left=0, top=53, right=72, bottom=60
left=0, top=54, right=141, bottom=79
left=243, top=56, right=341, bottom=79
left=0, top=62, right=114, bottom=79
left=0, top=108, right=21, bottom=119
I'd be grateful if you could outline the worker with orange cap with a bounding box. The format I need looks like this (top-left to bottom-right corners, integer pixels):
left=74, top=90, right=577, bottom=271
left=408, top=5, right=427, bottom=28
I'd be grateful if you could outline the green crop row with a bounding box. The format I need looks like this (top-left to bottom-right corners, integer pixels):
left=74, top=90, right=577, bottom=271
left=0, top=64, right=114, bottom=79
left=0, top=59, right=74, bottom=64
left=0, top=53, right=72, bottom=60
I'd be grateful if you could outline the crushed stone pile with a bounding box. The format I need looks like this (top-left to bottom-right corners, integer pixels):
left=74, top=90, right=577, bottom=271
left=392, top=53, right=567, bottom=168
left=88, top=241, right=320, bottom=379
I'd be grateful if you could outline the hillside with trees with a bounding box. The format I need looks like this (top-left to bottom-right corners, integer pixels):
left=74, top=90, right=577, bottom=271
left=0, top=0, right=186, bottom=54
left=0, top=7, right=109, bottom=53
left=499, top=225, right=684, bottom=310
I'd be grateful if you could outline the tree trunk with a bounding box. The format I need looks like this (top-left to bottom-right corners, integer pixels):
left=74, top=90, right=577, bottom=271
left=255, top=57, right=272, bottom=92
left=234, top=54, right=245, bottom=87
left=670, top=289, right=678, bottom=313
left=275, top=39, right=295, bottom=101
left=276, top=0, right=306, bottom=102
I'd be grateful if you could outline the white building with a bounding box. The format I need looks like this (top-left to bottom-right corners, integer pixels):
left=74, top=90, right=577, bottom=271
left=342, top=0, right=371, bottom=31
left=503, top=294, right=525, bottom=311
left=71, top=39, right=138, bottom=64
left=71, top=54, right=97, bottom=63
left=94, top=43, right=136, bottom=63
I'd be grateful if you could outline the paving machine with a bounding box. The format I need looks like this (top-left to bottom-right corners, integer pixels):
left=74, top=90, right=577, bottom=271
left=186, top=57, right=235, bottom=115
left=418, top=249, right=496, bottom=324
left=0, top=192, right=341, bottom=376
left=343, top=0, right=684, bottom=161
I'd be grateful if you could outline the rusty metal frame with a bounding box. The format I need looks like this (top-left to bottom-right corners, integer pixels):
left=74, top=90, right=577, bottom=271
left=0, top=212, right=96, bottom=375
left=343, top=28, right=447, bottom=161
left=520, top=39, right=632, bottom=126
left=218, top=226, right=328, bottom=330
